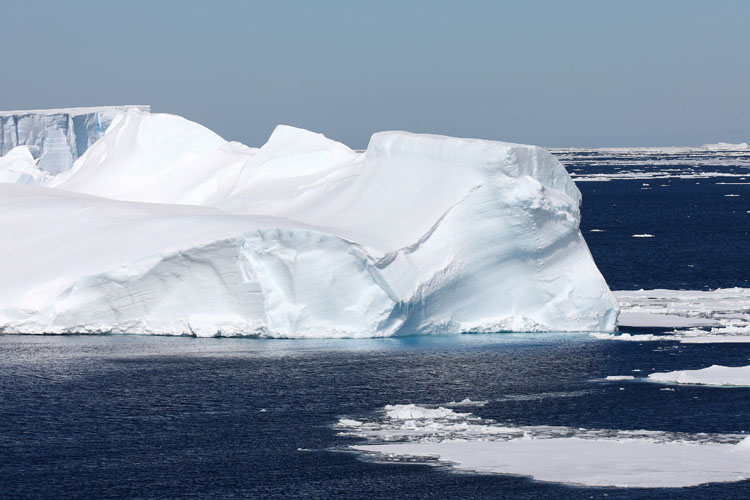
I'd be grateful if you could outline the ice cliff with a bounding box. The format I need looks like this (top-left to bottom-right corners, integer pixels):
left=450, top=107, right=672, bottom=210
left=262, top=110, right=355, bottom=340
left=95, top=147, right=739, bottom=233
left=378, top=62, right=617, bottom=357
left=0, top=105, right=149, bottom=176
left=0, top=107, right=618, bottom=337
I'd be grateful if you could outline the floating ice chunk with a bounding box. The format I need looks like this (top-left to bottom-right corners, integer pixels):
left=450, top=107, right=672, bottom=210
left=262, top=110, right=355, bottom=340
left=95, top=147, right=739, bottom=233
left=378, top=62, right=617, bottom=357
left=632, top=234, right=654, bottom=238
left=666, top=325, right=750, bottom=343
left=354, top=438, right=750, bottom=487
left=337, top=418, right=364, bottom=427
left=590, top=333, right=660, bottom=341
left=605, top=375, right=635, bottom=381
left=339, top=404, right=750, bottom=488
left=384, top=404, right=470, bottom=421
left=614, top=288, right=750, bottom=336
left=702, top=142, right=750, bottom=151
left=446, top=398, right=489, bottom=407
left=648, top=365, right=750, bottom=387
left=617, top=312, right=719, bottom=328
left=676, top=336, right=750, bottom=343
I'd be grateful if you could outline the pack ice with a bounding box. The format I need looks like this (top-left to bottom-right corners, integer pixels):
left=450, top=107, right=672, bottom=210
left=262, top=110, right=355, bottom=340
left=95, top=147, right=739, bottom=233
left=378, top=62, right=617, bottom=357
left=0, top=106, right=617, bottom=337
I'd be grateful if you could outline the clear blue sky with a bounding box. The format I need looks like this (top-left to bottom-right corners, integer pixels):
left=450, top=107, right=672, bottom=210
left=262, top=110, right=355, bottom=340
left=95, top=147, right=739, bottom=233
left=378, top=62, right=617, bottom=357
left=3, top=0, right=748, bottom=147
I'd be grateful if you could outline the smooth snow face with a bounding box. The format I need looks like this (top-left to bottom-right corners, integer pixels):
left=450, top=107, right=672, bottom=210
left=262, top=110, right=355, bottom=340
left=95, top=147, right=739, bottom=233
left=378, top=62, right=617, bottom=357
left=337, top=404, right=750, bottom=488
left=648, top=365, right=750, bottom=387
left=48, top=111, right=256, bottom=204
left=0, top=146, right=47, bottom=184
left=0, top=107, right=617, bottom=337
left=0, top=106, right=149, bottom=176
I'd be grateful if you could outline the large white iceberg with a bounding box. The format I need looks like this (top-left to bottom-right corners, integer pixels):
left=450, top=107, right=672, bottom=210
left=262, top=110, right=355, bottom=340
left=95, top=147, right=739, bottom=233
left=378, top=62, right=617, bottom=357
left=0, top=107, right=617, bottom=337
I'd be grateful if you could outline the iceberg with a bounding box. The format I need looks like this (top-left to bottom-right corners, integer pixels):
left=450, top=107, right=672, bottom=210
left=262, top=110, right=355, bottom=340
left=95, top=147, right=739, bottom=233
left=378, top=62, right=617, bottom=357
left=702, top=142, right=750, bottom=151
left=0, top=107, right=617, bottom=337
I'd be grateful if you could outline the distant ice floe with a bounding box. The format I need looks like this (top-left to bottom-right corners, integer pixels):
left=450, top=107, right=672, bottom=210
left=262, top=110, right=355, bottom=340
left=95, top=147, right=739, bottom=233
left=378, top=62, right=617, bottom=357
left=702, top=142, right=750, bottom=151
left=607, top=289, right=750, bottom=343
left=631, top=234, right=654, bottom=238
left=591, top=333, right=661, bottom=342
left=446, top=398, right=489, bottom=407
left=648, top=365, right=750, bottom=387
left=336, top=404, right=750, bottom=488
left=605, top=375, right=635, bottom=381
left=551, top=146, right=750, bottom=182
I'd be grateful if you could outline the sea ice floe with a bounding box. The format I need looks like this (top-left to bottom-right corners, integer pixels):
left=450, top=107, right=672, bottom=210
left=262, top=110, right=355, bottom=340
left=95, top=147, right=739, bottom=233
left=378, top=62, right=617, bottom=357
left=617, top=311, right=719, bottom=328
left=702, top=142, right=750, bottom=151
left=610, top=289, right=750, bottom=342
left=590, top=332, right=660, bottom=341
left=648, top=365, right=750, bottom=387
left=446, top=398, right=489, bottom=407
left=337, top=404, right=750, bottom=488
left=552, top=146, right=750, bottom=182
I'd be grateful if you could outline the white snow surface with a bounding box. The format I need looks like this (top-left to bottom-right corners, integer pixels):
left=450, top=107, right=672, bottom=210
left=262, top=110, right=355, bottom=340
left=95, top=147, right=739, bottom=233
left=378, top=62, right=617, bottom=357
left=0, top=107, right=617, bottom=337
left=337, top=404, right=750, bottom=487
left=617, top=311, right=719, bottom=328
left=649, top=365, right=750, bottom=387
left=0, top=146, right=48, bottom=184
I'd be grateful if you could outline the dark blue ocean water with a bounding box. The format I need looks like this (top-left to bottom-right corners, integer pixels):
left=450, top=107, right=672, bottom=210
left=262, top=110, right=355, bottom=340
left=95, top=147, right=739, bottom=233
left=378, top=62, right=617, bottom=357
left=1, top=334, right=749, bottom=500
left=578, top=178, right=750, bottom=290
left=1, top=151, right=749, bottom=499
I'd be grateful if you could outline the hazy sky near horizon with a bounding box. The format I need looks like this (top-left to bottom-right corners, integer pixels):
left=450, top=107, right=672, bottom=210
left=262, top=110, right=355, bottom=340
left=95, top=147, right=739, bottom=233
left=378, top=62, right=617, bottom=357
left=3, top=0, right=749, bottom=148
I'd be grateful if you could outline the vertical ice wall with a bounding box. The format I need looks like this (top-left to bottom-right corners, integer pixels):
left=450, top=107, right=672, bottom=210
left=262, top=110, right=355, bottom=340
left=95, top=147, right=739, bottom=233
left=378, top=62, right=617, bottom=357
left=0, top=105, right=150, bottom=175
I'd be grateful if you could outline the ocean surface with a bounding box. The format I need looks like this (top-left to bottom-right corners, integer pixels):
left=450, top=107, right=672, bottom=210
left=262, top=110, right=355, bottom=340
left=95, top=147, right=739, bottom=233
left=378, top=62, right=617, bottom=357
left=1, top=148, right=749, bottom=499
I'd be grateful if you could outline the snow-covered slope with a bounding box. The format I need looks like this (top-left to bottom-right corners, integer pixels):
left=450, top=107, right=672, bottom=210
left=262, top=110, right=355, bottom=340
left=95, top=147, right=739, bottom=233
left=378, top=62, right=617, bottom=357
left=0, top=146, right=47, bottom=184
left=0, top=105, right=149, bottom=176
left=0, top=107, right=617, bottom=337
